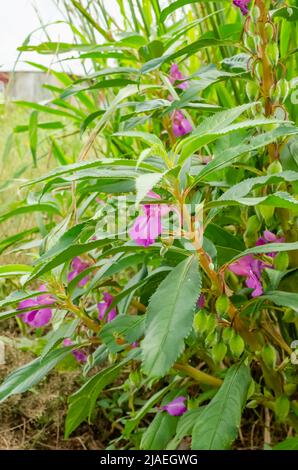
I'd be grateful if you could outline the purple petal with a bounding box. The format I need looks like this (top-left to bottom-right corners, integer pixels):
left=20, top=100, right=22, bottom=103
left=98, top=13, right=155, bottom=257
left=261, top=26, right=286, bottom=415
left=72, top=349, right=88, bottom=363
left=18, top=298, right=38, bottom=310
left=25, top=308, right=52, bottom=327
left=161, top=396, right=187, bottom=416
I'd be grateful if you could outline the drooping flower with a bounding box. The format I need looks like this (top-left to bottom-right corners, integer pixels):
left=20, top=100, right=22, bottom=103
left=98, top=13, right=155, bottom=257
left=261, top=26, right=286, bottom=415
left=129, top=191, right=171, bottom=247
left=172, top=110, right=193, bottom=138
left=98, top=292, right=117, bottom=323
left=229, top=255, right=268, bottom=297
left=169, top=64, right=188, bottom=90
left=233, top=0, right=250, bottom=16
left=63, top=338, right=87, bottom=363
left=68, top=257, right=90, bottom=287
left=161, top=396, right=187, bottom=416
left=229, top=230, right=284, bottom=297
left=256, top=230, right=285, bottom=258
left=17, top=285, right=55, bottom=328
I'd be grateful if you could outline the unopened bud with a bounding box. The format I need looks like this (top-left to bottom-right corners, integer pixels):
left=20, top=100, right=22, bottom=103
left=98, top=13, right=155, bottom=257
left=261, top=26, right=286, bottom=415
left=274, top=251, right=289, bottom=271
left=229, top=334, right=245, bottom=358
left=267, top=160, right=282, bottom=175
left=264, top=22, right=275, bottom=42
left=265, top=43, right=279, bottom=66
left=246, top=81, right=260, bottom=101
left=194, top=310, right=208, bottom=333
left=212, top=342, right=227, bottom=363
left=222, top=327, right=234, bottom=344
left=276, top=78, right=290, bottom=103
left=215, top=295, right=230, bottom=316
left=259, top=205, right=275, bottom=224
left=261, top=343, right=277, bottom=369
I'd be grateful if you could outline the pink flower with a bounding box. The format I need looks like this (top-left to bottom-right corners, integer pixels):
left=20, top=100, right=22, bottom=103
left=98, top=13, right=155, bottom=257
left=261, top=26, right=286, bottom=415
left=98, top=292, right=117, bottom=323
left=63, top=338, right=87, bottom=363
left=161, top=396, right=187, bottom=416
left=229, top=255, right=268, bottom=298
left=233, top=0, right=250, bottom=15
left=129, top=191, right=171, bottom=247
left=172, top=110, right=192, bottom=137
left=17, top=285, right=55, bottom=328
left=68, top=257, right=90, bottom=287
left=169, top=64, right=188, bottom=90
left=256, top=230, right=285, bottom=258
left=229, top=231, right=283, bottom=297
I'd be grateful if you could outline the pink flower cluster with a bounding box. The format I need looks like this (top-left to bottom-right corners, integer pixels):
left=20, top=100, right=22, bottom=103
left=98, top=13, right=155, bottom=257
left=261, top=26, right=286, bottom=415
left=129, top=191, right=171, bottom=247
left=17, top=285, right=55, bottom=328
left=169, top=64, right=192, bottom=138
left=233, top=0, right=250, bottom=15
left=229, top=230, right=284, bottom=297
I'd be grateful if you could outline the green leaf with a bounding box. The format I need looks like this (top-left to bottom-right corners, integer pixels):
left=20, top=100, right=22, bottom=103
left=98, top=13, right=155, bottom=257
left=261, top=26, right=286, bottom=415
left=191, top=362, right=251, bottom=449
left=262, top=291, right=298, bottom=312
left=140, top=412, right=178, bottom=450
left=159, top=0, right=227, bottom=23
left=228, top=242, right=298, bottom=264
left=135, top=173, right=163, bottom=205
left=192, top=125, right=298, bottom=185
left=0, top=347, right=73, bottom=403
left=271, top=6, right=298, bottom=22
left=65, top=350, right=139, bottom=437
left=0, top=265, right=32, bottom=278
left=167, top=408, right=205, bottom=450
left=70, top=0, right=113, bottom=41
left=113, top=131, right=163, bottom=146
left=0, top=203, right=61, bottom=224
left=273, top=437, right=298, bottom=450
left=142, top=256, right=201, bottom=378
left=100, top=315, right=146, bottom=353
left=29, top=111, right=38, bottom=166
left=124, top=382, right=174, bottom=437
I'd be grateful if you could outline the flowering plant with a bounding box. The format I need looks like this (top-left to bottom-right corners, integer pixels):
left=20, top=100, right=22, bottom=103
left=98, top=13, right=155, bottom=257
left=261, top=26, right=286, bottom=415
left=0, top=0, right=298, bottom=450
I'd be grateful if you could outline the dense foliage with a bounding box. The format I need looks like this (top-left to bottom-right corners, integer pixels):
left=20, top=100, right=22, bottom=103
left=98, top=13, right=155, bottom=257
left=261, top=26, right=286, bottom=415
left=1, top=0, right=298, bottom=450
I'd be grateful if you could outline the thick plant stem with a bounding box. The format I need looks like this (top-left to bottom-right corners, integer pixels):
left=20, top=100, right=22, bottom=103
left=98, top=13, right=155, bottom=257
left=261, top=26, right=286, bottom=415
left=174, top=363, right=222, bottom=387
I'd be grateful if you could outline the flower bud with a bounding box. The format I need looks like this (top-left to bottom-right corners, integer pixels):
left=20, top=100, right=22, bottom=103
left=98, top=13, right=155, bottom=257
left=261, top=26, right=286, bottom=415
left=251, top=6, right=260, bottom=23
left=215, top=295, right=230, bottom=316
left=244, top=215, right=261, bottom=247
left=246, top=81, right=260, bottom=101
left=229, top=334, right=245, bottom=357
left=205, top=330, right=218, bottom=347
left=243, top=33, right=256, bottom=52
left=284, top=383, right=296, bottom=396
left=269, top=84, right=281, bottom=104
left=254, top=61, right=263, bottom=81
left=283, top=308, right=297, bottom=323
left=194, top=310, right=207, bottom=333
left=264, top=22, right=275, bottom=42
left=212, top=342, right=227, bottom=364
left=274, top=251, right=289, bottom=271
left=259, top=205, right=275, bottom=224
left=222, top=326, right=234, bottom=344
left=261, top=343, right=277, bottom=369
left=275, top=395, right=290, bottom=422
left=276, top=78, right=290, bottom=103
left=265, top=43, right=279, bottom=66
left=267, top=160, right=283, bottom=175
left=205, top=314, right=217, bottom=334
